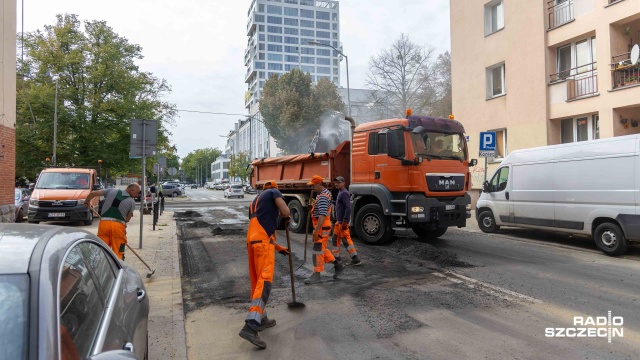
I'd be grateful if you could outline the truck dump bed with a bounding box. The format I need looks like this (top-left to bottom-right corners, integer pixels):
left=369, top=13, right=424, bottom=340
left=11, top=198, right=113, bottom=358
left=251, top=140, right=350, bottom=190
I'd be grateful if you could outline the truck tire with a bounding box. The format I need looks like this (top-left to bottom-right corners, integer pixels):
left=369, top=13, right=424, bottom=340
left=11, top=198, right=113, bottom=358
left=355, top=204, right=393, bottom=245
left=83, top=210, right=94, bottom=226
left=593, top=222, right=629, bottom=256
left=411, top=224, right=447, bottom=240
left=287, top=199, right=307, bottom=234
left=477, top=210, right=500, bottom=233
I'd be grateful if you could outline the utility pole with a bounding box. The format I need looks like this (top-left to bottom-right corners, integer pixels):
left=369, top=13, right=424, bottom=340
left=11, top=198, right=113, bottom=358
left=53, top=78, right=58, bottom=166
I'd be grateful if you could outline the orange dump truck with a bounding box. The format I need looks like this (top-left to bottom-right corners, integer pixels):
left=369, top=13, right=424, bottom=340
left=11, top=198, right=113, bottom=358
left=251, top=114, right=477, bottom=244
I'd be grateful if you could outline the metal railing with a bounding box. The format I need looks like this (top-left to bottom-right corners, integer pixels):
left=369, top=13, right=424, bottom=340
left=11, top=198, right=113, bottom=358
left=610, top=52, right=640, bottom=89
left=547, top=0, right=574, bottom=29
left=550, top=62, right=598, bottom=101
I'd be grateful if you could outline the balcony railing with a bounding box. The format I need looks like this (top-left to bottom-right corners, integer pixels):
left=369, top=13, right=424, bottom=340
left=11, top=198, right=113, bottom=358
left=610, top=52, right=640, bottom=89
left=547, top=0, right=574, bottom=29
left=550, top=62, right=598, bottom=101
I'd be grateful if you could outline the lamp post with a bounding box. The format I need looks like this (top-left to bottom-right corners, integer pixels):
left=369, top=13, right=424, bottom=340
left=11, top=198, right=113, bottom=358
left=308, top=41, right=351, bottom=116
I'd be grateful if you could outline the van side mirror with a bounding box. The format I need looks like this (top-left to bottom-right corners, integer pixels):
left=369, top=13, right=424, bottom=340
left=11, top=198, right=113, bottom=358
left=469, top=159, right=477, bottom=167
left=92, top=184, right=101, bottom=191
left=482, top=181, right=491, bottom=193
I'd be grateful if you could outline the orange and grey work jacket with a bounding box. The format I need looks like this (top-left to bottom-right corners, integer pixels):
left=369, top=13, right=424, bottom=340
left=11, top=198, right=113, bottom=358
left=247, top=195, right=287, bottom=251
left=311, top=190, right=333, bottom=231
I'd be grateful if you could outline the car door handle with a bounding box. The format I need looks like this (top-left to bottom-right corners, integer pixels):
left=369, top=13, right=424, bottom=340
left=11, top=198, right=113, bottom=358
left=137, top=289, right=146, bottom=302
left=505, top=191, right=510, bottom=200
left=123, top=342, right=135, bottom=352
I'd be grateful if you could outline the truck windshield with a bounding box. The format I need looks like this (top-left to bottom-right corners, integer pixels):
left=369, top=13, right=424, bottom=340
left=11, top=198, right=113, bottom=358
left=411, top=132, right=467, bottom=161
left=36, top=172, right=91, bottom=189
left=0, top=274, right=29, bottom=360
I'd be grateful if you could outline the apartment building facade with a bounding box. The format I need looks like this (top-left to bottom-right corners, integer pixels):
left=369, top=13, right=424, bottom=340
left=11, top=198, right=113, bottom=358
left=211, top=155, right=230, bottom=182
left=451, top=0, right=640, bottom=194
left=0, top=0, right=16, bottom=223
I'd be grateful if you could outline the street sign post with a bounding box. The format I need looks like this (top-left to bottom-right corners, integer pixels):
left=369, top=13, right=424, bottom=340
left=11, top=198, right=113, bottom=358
left=129, top=119, right=158, bottom=249
left=479, top=132, right=497, bottom=183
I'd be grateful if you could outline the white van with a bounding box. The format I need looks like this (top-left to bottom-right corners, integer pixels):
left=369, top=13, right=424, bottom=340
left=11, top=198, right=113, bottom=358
left=476, top=134, right=640, bottom=256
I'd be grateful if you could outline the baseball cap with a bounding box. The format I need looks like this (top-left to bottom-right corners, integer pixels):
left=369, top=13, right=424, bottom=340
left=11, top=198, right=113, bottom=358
left=333, top=176, right=345, bottom=182
left=307, top=175, right=324, bottom=185
left=263, top=181, right=278, bottom=189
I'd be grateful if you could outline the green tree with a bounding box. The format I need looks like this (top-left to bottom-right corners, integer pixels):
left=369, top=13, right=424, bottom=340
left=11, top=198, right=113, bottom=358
left=228, top=152, right=252, bottom=184
left=180, top=147, right=221, bottom=182
left=260, top=69, right=345, bottom=154
left=16, top=14, right=177, bottom=181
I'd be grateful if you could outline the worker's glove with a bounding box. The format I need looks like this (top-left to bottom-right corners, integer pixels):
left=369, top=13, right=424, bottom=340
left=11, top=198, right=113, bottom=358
left=281, top=216, right=291, bottom=228
left=341, top=222, right=349, bottom=231
left=312, top=231, right=320, bottom=242
left=278, top=248, right=290, bottom=256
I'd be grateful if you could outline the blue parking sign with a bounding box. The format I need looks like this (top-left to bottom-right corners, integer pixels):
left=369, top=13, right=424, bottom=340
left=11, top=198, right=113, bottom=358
left=479, top=132, right=496, bottom=151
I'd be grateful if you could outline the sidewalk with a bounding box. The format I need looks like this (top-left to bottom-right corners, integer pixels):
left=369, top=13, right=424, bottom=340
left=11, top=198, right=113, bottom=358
left=90, top=208, right=187, bottom=360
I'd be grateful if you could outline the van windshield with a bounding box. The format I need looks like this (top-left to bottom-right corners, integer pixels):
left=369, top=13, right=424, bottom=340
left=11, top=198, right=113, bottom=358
left=411, top=132, right=467, bottom=161
left=36, top=172, right=91, bottom=189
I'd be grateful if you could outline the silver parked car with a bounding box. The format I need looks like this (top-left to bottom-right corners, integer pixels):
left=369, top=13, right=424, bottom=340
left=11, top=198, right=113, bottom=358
left=14, top=188, right=30, bottom=222
left=224, top=184, right=245, bottom=199
left=0, top=224, right=149, bottom=359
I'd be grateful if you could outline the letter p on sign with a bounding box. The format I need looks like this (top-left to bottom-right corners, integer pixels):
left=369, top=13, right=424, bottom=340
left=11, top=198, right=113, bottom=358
left=479, top=132, right=496, bottom=151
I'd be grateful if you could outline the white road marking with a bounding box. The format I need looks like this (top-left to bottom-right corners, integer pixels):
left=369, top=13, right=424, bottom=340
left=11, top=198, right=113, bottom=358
left=433, top=271, right=542, bottom=303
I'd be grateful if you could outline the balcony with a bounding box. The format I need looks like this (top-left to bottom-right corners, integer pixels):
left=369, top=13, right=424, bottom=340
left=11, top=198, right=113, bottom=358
left=550, top=62, right=598, bottom=101
left=547, top=0, right=573, bottom=30
left=610, top=51, right=640, bottom=90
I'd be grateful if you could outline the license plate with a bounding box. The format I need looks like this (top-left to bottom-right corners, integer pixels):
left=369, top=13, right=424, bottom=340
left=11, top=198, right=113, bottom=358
left=48, top=213, right=65, bottom=218
left=445, top=205, right=456, bottom=211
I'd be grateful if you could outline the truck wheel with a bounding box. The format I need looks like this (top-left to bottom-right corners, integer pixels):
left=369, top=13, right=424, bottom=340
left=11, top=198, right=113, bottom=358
left=355, top=204, right=393, bottom=245
left=83, top=211, right=94, bottom=226
left=411, top=224, right=447, bottom=240
left=593, top=222, right=629, bottom=256
left=477, top=210, right=500, bottom=233
left=287, top=199, right=307, bottom=233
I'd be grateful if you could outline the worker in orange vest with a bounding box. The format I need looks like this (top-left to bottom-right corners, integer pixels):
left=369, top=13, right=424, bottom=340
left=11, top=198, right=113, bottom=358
left=239, top=181, right=291, bottom=349
left=331, top=176, right=361, bottom=265
left=304, top=175, right=345, bottom=284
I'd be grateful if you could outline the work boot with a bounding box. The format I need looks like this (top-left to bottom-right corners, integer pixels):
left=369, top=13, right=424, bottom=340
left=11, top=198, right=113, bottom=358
left=239, top=323, right=267, bottom=349
left=304, top=272, right=322, bottom=284
left=257, top=317, right=276, bottom=331
left=350, top=255, right=362, bottom=266
left=333, top=260, right=345, bottom=279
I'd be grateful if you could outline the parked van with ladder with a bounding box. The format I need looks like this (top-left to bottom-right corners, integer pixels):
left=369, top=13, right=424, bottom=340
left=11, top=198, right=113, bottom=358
left=476, top=134, right=640, bottom=256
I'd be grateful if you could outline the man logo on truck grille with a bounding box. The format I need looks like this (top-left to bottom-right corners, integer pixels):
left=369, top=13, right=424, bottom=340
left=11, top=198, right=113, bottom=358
left=439, top=179, right=456, bottom=189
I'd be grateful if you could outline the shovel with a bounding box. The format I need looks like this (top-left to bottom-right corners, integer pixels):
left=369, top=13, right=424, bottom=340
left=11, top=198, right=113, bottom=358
left=295, top=190, right=314, bottom=272
left=285, top=225, right=305, bottom=308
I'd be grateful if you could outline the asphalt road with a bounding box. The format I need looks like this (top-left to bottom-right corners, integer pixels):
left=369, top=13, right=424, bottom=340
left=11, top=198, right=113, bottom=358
left=174, top=191, right=640, bottom=359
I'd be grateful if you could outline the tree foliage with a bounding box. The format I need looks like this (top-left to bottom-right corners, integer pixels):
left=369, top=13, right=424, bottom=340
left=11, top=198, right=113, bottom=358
left=260, top=69, right=345, bottom=154
left=366, top=34, right=438, bottom=118
left=180, top=147, right=221, bottom=182
left=16, top=14, right=177, bottom=181
left=428, top=51, right=452, bottom=118
left=228, top=152, right=252, bottom=184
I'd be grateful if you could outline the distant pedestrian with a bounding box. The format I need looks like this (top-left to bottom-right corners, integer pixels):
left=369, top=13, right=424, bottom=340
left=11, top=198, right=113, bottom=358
left=84, top=184, right=140, bottom=260
left=304, top=175, right=345, bottom=284
left=239, top=180, right=291, bottom=349
left=331, top=176, right=361, bottom=265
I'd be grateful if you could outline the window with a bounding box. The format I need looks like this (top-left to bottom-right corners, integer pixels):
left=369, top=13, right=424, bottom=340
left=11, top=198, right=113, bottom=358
left=267, top=44, right=282, bottom=52
left=285, top=64, right=296, bottom=71
left=484, top=1, right=504, bottom=35
left=285, top=0, right=298, bottom=4
left=316, top=21, right=330, bottom=29
left=317, top=48, right=330, bottom=56
left=300, top=47, right=314, bottom=55
left=255, top=61, right=265, bottom=69
left=486, top=62, right=505, bottom=98
left=254, top=14, right=264, bottom=22
left=332, top=23, right=338, bottom=30
left=267, top=53, right=282, bottom=61
left=301, top=56, right=314, bottom=64
left=490, top=167, right=510, bottom=192
left=560, top=115, right=599, bottom=143
left=301, top=9, right=314, bottom=18
left=317, top=57, right=330, bottom=65
left=317, top=31, right=330, bottom=38
left=301, top=19, right=314, bottom=28
left=258, top=33, right=265, bottom=41
left=267, top=5, right=282, bottom=14
left=284, top=36, right=298, bottom=44
left=300, top=0, right=313, bottom=5
left=554, top=36, right=596, bottom=79
left=267, top=16, right=282, bottom=24
left=267, top=26, right=282, bottom=33
left=258, top=52, right=265, bottom=60
left=284, top=18, right=298, bottom=26
left=593, top=115, right=599, bottom=140
left=317, top=66, right=331, bottom=74
left=284, top=45, right=298, bottom=53
left=557, top=45, right=572, bottom=79
left=78, top=242, right=118, bottom=298
left=316, top=11, right=330, bottom=20
left=267, top=35, right=282, bottom=43
left=268, top=63, right=283, bottom=70
left=285, top=55, right=299, bottom=62
left=59, top=246, right=104, bottom=359
left=283, top=7, right=298, bottom=16
left=300, top=65, right=314, bottom=73
left=258, top=4, right=264, bottom=12
left=301, top=29, right=314, bottom=37
left=284, top=27, right=298, bottom=35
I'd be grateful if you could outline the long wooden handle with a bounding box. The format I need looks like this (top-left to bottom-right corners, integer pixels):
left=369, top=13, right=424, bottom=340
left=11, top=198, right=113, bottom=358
left=125, top=243, right=153, bottom=272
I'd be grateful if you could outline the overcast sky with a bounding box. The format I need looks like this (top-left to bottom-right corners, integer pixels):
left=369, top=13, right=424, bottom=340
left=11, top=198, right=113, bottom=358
left=20, top=0, right=450, bottom=159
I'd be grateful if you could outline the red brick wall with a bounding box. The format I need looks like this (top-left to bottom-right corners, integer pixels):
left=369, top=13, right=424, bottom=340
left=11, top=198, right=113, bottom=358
left=0, top=125, right=16, bottom=208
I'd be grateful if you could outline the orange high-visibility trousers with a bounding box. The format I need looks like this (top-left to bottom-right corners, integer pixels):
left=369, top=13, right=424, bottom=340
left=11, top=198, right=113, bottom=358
left=311, top=218, right=335, bottom=273
left=332, top=223, right=358, bottom=258
left=97, top=220, right=127, bottom=260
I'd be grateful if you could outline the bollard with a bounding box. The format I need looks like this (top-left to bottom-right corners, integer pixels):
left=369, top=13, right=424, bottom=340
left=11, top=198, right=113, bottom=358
left=153, top=198, right=159, bottom=230
left=160, top=195, right=165, bottom=215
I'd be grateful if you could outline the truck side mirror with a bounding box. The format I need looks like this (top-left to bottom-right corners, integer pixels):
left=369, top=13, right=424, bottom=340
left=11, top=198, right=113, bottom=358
left=469, top=159, right=477, bottom=167
left=387, top=130, right=406, bottom=160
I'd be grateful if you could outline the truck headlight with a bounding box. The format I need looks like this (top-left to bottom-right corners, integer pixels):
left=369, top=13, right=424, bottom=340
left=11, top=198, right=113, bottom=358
left=30, top=198, right=39, bottom=206
left=411, top=206, right=424, bottom=213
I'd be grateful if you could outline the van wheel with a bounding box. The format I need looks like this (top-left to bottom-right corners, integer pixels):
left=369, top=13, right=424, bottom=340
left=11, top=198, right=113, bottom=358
left=411, top=224, right=447, bottom=240
left=478, top=210, right=500, bottom=233
left=287, top=199, right=307, bottom=233
left=83, top=210, right=94, bottom=226
left=355, top=204, right=393, bottom=245
left=593, top=222, right=629, bottom=256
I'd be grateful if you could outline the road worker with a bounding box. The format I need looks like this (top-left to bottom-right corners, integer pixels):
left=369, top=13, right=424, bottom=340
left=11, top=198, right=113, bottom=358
left=84, top=184, right=140, bottom=260
left=331, top=176, right=361, bottom=265
left=304, top=175, right=345, bottom=284
left=239, top=180, right=291, bottom=349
